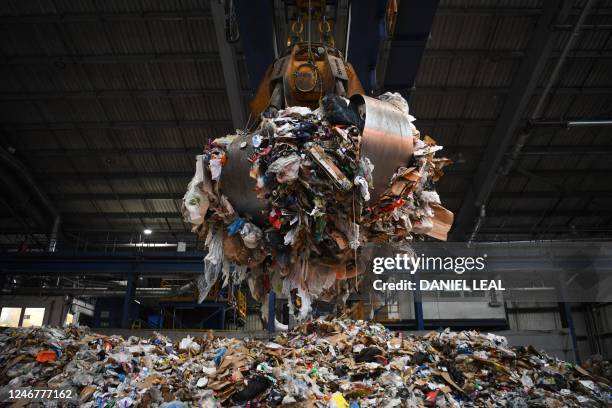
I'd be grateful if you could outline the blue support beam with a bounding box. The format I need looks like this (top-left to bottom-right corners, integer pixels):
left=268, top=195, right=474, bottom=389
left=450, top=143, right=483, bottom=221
left=414, top=286, right=424, bottom=330
left=267, top=290, right=276, bottom=334
left=562, top=302, right=581, bottom=364
left=235, top=0, right=276, bottom=91
left=121, top=269, right=137, bottom=329
left=381, top=0, right=439, bottom=97
left=347, top=0, right=388, bottom=93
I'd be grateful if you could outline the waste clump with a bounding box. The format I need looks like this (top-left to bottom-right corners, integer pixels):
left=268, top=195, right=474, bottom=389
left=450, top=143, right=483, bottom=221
left=182, top=93, right=453, bottom=318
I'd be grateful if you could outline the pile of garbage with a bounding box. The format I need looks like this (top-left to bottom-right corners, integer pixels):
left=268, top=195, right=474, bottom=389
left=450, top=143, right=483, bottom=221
left=1, top=321, right=610, bottom=407
left=182, top=93, right=453, bottom=317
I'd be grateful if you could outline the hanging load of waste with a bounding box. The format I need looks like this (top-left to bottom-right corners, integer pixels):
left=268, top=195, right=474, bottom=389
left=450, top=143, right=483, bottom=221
left=182, top=91, right=453, bottom=318
left=1, top=320, right=610, bottom=407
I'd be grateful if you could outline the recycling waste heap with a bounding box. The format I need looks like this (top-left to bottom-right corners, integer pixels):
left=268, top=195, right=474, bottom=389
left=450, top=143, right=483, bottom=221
left=1, top=319, right=610, bottom=407
left=182, top=92, right=453, bottom=319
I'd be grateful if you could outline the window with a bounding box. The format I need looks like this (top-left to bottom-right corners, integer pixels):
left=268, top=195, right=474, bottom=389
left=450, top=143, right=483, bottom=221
left=22, top=308, right=45, bottom=327
left=64, top=313, right=74, bottom=326
left=0, top=307, right=22, bottom=327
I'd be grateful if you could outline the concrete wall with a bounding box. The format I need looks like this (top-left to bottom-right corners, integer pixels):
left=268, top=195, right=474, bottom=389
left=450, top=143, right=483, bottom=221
left=0, top=295, right=68, bottom=326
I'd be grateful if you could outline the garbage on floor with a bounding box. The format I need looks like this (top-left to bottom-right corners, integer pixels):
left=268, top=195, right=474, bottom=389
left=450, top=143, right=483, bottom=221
left=1, top=320, right=610, bottom=407
left=182, top=93, right=453, bottom=317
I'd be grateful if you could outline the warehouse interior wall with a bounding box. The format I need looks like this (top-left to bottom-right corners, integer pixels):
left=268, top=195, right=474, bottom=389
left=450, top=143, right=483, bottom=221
left=0, top=295, right=69, bottom=327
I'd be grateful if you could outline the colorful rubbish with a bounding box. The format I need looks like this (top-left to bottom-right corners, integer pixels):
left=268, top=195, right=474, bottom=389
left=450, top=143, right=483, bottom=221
left=35, top=349, right=57, bottom=363
left=1, top=321, right=610, bottom=407
left=182, top=93, right=453, bottom=319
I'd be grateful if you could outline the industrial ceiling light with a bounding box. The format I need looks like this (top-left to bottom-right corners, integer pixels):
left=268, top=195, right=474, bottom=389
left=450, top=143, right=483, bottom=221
left=143, top=229, right=152, bottom=235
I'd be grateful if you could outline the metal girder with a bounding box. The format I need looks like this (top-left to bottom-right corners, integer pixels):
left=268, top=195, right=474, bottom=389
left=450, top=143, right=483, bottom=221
left=0, top=89, right=250, bottom=100
left=34, top=169, right=612, bottom=181
left=0, top=53, right=234, bottom=65
left=451, top=0, right=571, bottom=241
left=412, top=86, right=612, bottom=96
left=424, top=49, right=612, bottom=59
left=22, top=145, right=612, bottom=158
left=7, top=118, right=610, bottom=132
left=437, top=7, right=612, bottom=16
left=50, top=193, right=183, bottom=200
left=6, top=208, right=608, bottom=220
left=20, top=212, right=180, bottom=219
left=33, top=189, right=612, bottom=202
left=23, top=147, right=203, bottom=157
left=0, top=228, right=195, bottom=237
left=0, top=49, right=607, bottom=66
left=3, top=120, right=231, bottom=130
left=211, top=1, right=247, bottom=130
left=0, top=11, right=212, bottom=23
left=440, top=191, right=612, bottom=199
left=444, top=146, right=612, bottom=156
left=487, top=210, right=612, bottom=217
left=37, top=171, right=191, bottom=180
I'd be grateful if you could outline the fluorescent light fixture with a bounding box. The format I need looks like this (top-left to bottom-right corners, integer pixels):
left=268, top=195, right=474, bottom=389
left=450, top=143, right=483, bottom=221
left=134, top=299, right=141, bottom=304
left=121, top=242, right=177, bottom=248
left=143, top=229, right=153, bottom=235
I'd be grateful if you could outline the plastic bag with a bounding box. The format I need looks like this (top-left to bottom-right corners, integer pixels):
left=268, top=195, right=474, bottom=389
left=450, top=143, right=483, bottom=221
left=228, top=218, right=246, bottom=236
left=179, top=335, right=201, bottom=354
left=266, top=154, right=301, bottom=183
left=240, top=222, right=263, bottom=248
left=183, top=183, right=209, bottom=225
left=198, top=227, right=224, bottom=303
left=283, top=226, right=300, bottom=246
left=419, top=190, right=440, bottom=204
left=330, top=392, right=349, bottom=408
left=378, top=92, right=415, bottom=122
left=358, top=157, right=374, bottom=189
left=209, top=158, right=223, bottom=181
left=320, top=94, right=362, bottom=127
left=354, top=176, right=370, bottom=202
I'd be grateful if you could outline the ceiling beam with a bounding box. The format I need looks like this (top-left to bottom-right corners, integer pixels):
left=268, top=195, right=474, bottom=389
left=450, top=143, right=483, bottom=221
left=211, top=0, right=247, bottom=129
left=3, top=120, right=232, bottom=131
left=37, top=171, right=193, bottom=180
left=21, top=147, right=203, bottom=157
left=40, top=212, right=181, bottom=219
left=6, top=117, right=609, bottom=132
left=436, top=7, right=612, bottom=16
left=487, top=210, right=612, bottom=217
left=20, top=145, right=612, bottom=158
left=0, top=53, right=237, bottom=65
left=1, top=49, right=607, bottom=66
left=443, top=145, right=612, bottom=156
left=49, top=190, right=612, bottom=201
left=50, top=193, right=183, bottom=200
left=424, top=49, right=612, bottom=59
left=451, top=0, right=571, bottom=241
left=440, top=191, right=612, bottom=199
left=411, top=86, right=612, bottom=96
left=0, top=11, right=212, bottom=23
left=3, top=209, right=608, bottom=220
left=0, top=89, right=251, bottom=100
left=35, top=169, right=612, bottom=181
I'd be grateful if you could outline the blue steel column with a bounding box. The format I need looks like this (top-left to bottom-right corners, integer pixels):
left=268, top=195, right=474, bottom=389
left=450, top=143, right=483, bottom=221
left=121, top=269, right=137, bottom=329
left=414, top=283, right=424, bottom=330
left=267, top=290, right=276, bottom=333
left=563, top=302, right=581, bottom=364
